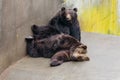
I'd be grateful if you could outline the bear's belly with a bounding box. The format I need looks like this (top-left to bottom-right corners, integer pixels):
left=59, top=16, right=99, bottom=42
left=37, top=47, right=56, bottom=58
left=43, top=50, right=55, bottom=58
left=59, top=26, right=70, bottom=34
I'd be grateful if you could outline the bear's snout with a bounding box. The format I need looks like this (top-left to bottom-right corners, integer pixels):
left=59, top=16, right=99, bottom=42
left=72, top=53, right=89, bottom=61
left=66, top=14, right=72, bottom=21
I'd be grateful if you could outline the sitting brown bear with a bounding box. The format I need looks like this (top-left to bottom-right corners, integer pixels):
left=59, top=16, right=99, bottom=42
left=25, top=34, right=89, bottom=67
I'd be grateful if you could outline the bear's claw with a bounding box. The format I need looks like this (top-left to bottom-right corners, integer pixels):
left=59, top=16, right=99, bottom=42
left=50, top=61, right=62, bottom=67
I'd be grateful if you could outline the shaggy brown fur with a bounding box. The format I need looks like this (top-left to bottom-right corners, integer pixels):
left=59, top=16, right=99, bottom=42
left=25, top=34, right=89, bottom=66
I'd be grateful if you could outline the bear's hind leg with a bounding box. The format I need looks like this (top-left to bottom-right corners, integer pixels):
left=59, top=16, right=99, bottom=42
left=25, top=36, right=40, bottom=57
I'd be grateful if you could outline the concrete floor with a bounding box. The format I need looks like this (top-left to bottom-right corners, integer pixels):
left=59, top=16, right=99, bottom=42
left=0, top=32, right=120, bottom=80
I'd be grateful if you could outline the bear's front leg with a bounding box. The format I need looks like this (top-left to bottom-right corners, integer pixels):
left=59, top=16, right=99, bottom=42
left=50, top=58, right=63, bottom=67
left=50, top=50, right=70, bottom=67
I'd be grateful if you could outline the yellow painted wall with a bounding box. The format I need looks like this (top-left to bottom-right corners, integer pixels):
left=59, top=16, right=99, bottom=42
left=65, top=0, right=120, bottom=36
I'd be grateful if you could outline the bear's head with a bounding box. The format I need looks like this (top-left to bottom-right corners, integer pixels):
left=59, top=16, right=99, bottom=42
left=59, top=7, right=78, bottom=25
left=70, top=44, right=90, bottom=61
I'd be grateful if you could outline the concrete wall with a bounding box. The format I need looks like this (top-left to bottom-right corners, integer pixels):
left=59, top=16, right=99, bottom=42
left=0, top=0, right=63, bottom=74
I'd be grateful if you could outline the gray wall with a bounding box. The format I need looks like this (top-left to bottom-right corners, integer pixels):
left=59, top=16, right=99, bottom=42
left=0, top=0, right=63, bottom=74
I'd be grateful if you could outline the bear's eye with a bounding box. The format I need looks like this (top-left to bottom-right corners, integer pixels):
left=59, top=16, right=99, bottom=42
left=81, top=52, right=85, bottom=54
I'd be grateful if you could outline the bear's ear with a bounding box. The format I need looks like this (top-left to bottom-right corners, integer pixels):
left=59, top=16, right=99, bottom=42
left=61, top=7, right=66, bottom=11
left=73, top=8, right=77, bottom=12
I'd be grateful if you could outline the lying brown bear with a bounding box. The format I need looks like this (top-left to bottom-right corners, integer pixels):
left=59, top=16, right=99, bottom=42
left=25, top=34, right=89, bottom=67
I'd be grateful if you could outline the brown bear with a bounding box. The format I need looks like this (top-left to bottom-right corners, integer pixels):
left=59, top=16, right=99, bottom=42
left=25, top=34, right=89, bottom=67
left=31, top=7, right=81, bottom=41
left=49, top=7, right=81, bottom=41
